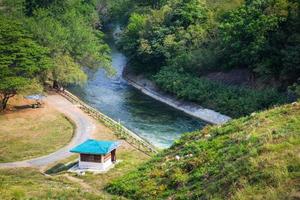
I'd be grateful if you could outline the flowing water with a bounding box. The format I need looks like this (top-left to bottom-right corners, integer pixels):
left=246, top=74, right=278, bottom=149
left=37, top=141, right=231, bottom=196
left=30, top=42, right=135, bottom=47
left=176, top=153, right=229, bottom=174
left=69, top=25, right=207, bottom=148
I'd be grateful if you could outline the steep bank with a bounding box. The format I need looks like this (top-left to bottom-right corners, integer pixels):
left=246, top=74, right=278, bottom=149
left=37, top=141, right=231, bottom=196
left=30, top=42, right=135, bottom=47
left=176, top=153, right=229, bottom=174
left=123, top=67, right=231, bottom=125
left=107, top=102, right=300, bottom=199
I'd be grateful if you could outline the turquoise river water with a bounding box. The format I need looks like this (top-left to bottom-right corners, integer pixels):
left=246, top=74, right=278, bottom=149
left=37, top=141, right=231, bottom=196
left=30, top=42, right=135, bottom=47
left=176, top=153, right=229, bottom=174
left=69, top=26, right=207, bottom=148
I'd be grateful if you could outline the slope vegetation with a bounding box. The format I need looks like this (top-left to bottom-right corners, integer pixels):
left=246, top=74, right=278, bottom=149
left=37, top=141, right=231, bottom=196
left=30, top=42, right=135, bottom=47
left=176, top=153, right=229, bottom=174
left=107, top=102, right=300, bottom=199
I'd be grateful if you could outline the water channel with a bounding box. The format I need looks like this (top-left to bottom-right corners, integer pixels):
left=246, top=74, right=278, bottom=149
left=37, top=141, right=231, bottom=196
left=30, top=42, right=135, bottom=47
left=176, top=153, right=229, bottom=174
left=69, top=25, right=207, bottom=148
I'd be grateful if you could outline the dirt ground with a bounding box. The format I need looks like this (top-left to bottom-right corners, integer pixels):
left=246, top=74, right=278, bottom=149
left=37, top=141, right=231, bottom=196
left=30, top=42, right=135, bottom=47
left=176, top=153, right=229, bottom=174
left=0, top=96, right=74, bottom=162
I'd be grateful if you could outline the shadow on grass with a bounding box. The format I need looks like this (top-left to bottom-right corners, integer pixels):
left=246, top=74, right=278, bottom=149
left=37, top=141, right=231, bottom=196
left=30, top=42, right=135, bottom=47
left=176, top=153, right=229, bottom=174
left=45, top=161, right=78, bottom=175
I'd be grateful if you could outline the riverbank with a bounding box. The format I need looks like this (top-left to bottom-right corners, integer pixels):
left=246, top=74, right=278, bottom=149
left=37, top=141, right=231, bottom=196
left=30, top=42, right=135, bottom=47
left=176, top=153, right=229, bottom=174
left=123, top=67, right=231, bottom=125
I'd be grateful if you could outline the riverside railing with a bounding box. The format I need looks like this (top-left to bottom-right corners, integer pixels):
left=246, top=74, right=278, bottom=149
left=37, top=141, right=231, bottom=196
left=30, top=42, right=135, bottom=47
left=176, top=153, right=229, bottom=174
left=59, top=89, right=158, bottom=156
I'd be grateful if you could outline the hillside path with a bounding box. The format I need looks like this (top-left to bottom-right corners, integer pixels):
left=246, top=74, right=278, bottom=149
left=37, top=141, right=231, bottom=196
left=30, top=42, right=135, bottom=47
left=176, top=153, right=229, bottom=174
left=0, top=94, right=96, bottom=168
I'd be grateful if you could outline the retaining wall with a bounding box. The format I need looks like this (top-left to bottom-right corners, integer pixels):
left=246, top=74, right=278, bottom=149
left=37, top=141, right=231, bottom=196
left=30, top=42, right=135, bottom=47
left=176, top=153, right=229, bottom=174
left=59, top=90, right=158, bottom=156
left=123, top=72, right=231, bottom=125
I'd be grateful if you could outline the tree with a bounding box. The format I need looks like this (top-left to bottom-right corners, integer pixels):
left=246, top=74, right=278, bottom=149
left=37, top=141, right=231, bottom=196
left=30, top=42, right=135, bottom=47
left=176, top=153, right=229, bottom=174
left=1, top=0, right=25, bottom=17
left=25, top=0, right=53, bottom=16
left=218, top=0, right=299, bottom=85
left=25, top=2, right=114, bottom=87
left=0, top=17, right=52, bottom=110
left=51, top=54, right=87, bottom=88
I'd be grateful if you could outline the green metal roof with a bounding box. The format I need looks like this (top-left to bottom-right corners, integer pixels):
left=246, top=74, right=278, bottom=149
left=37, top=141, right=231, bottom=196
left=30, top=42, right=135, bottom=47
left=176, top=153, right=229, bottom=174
left=70, top=139, right=121, bottom=155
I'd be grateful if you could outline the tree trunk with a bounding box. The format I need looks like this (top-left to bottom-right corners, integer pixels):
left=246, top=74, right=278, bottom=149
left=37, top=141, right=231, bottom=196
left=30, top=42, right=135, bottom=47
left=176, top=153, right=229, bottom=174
left=53, top=80, right=59, bottom=89
left=0, top=93, right=15, bottom=111
left=1, top=96, right=10, bottom=110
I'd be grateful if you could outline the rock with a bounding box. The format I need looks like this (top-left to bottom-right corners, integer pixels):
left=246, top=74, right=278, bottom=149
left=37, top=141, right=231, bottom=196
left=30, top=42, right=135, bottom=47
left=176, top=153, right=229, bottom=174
left=184, top=154, right=193, bottom=158
left=77, top=171, right=85, bottom=176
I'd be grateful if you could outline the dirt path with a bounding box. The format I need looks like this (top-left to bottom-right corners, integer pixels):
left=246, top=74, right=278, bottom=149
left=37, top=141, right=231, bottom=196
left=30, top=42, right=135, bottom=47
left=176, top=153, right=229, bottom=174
left=63, top=174, right=99, bottom=193
left=0, top=94, right=96, bottom=168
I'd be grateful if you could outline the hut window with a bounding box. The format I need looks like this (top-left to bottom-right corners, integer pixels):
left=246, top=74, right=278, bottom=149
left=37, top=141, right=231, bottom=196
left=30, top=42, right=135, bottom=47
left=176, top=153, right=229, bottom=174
left=80, top=154, right=102, bottom=162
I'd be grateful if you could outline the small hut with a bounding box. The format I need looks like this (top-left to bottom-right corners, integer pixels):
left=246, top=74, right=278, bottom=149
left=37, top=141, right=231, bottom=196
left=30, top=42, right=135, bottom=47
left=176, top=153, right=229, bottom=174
left=70, top=139, right=121, bottom=171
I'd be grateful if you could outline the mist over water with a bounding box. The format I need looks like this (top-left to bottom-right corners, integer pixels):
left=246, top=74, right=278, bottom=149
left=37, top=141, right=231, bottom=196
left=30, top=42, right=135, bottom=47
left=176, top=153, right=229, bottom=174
left=69, top=25, right=207, bottom=148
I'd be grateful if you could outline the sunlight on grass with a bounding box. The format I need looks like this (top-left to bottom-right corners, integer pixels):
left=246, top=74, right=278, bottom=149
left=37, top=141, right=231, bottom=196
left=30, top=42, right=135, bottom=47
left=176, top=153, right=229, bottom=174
left=0, top=107, right=74, bottom=162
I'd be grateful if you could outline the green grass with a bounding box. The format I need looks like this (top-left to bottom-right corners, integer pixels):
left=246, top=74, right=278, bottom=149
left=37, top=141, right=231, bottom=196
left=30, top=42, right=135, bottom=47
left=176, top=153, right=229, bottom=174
left=106, top=102, right=300, bottom=199
left=0, top=143, right=149, bottom=199
left=67, top=146, right=150, bottom=199
left=0, top=168, right=103, bottom=200
left=0, top=109, right=74, bottom=162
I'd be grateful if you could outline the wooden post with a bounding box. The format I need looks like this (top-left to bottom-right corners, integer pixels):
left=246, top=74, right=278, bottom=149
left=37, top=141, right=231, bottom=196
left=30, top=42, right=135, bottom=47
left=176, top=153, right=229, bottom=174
left=111, top=149, right=116, bottom=162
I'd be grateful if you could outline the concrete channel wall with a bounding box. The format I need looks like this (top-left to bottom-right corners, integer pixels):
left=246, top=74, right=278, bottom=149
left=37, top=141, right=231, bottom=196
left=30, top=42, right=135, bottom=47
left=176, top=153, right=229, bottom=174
left=123, top=72, right=231, bottom=125
left=60, top=90, right=158, bottom=155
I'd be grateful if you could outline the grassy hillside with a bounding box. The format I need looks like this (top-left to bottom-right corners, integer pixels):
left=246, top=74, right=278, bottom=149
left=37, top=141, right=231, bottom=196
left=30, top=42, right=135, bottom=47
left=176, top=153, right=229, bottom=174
left=106, top=102, right=300, bottom=199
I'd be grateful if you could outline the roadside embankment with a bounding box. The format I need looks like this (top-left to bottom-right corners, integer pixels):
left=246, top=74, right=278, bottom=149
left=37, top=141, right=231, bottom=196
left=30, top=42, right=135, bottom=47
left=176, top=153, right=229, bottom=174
left=123, top=68, right=231, bottom=125
left=60, top=90, right=158, bottom=155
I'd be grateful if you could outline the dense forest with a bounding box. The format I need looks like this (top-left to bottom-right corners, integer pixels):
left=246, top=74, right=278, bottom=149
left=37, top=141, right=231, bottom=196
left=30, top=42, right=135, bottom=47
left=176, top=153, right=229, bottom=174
left=1, top=0, right=299, bottom=116
left=103, top=0, right=300, bottom=117
left=0, top=0, right=112, bottom=110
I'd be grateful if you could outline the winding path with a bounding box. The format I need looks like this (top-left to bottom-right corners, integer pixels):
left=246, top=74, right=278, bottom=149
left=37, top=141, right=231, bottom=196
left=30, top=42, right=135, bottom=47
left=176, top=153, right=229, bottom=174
left=0, top=94, right=96, bottom=168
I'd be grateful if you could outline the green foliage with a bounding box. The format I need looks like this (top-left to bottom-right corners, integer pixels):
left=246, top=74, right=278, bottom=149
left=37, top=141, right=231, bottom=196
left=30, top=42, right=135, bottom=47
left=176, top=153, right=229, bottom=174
left=104, top=0, right=167, bottom=22
left=119, top=0, right=299, bottom=85
left=25, top=0, right=112, bottom=74
left=219, top=0, right=300, bottom=85
left=116, top=0, right=298, bottom=116
left=1, top=0, right=113, bottom=95
left=154, top=67, right=286, bottom=117
left=51, top=54, right=87, bottom=86
left=24, top=0, right=56, bottom=16
left=101, top=0, right=141, bottom=23
left=118, top=0, right=215, bottom=73
left=0, top=0, right=115, bottom=109
left=288, top=82, right=300, bottom=99
left=106, top=103, right=300, bottom=199
left=1, top=0, right=25, bottom=17
left=0, top=16, right=52, bottom=109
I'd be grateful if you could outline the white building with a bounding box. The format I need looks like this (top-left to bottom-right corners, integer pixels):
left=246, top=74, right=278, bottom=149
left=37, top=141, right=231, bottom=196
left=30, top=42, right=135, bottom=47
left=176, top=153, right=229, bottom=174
left=70, top=139, right=121, bottom=171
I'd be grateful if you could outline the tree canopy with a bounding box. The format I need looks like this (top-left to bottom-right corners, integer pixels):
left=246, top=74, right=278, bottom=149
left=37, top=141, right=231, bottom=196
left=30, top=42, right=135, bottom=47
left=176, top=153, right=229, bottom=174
left=117, top=0, right=299, bottom=86
left=0, top=0, right=113, bottom=110
left=107, top=0, right=299, bottom=116
left=0, top=17, right=52, bottom=109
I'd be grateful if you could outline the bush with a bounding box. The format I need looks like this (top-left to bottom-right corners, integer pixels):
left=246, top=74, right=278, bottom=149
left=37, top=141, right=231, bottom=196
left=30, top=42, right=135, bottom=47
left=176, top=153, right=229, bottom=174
left=154, top=67, right=287, bottom=117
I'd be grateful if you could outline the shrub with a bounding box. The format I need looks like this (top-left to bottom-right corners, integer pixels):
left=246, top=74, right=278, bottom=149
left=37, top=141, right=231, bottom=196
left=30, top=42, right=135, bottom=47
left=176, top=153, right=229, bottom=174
left=154, top=67, right=287, bottom=117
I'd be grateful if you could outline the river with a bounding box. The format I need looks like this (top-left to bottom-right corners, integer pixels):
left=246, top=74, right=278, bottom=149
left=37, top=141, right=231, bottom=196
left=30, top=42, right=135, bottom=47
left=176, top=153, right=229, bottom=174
left=68, top=25, right=207, bottom=148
